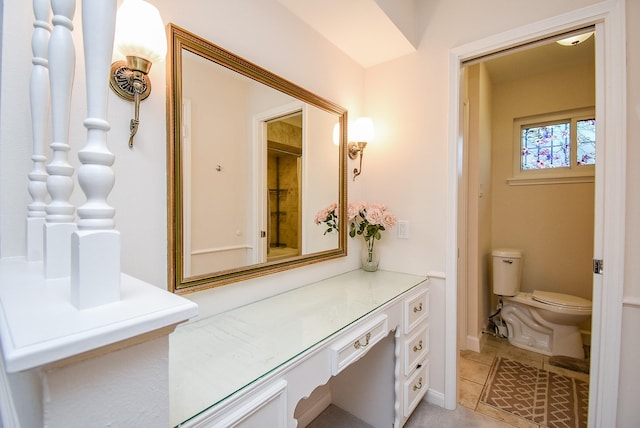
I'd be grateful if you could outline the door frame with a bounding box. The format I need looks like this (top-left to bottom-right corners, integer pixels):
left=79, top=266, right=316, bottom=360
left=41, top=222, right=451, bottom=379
left=445, top=1, right=626, bottom=425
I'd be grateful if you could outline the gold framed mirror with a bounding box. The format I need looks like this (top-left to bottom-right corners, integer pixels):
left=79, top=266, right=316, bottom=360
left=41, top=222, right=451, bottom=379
left=167, top=24, right=347, bottom=293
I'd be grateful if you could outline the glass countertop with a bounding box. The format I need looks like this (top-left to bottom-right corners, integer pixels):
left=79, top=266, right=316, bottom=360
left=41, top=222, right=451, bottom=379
left=169, top=269, right=428, bottom=426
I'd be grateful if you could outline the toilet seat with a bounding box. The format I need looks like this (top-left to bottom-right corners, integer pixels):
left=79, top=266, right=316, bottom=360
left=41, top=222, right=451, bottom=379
left=532, top=290, right=591, bottom=310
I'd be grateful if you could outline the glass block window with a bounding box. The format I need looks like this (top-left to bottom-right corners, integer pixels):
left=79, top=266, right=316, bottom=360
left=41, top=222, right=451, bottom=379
left=511, top=108, right=595, bottom=183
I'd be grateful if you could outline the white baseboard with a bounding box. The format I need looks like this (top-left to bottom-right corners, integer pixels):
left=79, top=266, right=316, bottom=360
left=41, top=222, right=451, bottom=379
left=465, top=335, right=480, bottom=353
left=479, top=330, right=488, bottom=350
left=465, top=334, right=483, bottom=353
left=425, top=388, right=445, bottom=408
left=465, top=321, right=491, bottom=353
left=295, top=389, right=332, bottom=428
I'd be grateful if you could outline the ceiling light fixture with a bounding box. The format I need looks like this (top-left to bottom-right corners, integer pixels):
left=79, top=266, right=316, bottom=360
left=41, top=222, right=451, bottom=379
left=556, top=31, right=594, bottom=46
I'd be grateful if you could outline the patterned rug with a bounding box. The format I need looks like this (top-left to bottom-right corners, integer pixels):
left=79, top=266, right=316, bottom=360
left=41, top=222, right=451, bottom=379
left=480, top=357, right=589, bottom=427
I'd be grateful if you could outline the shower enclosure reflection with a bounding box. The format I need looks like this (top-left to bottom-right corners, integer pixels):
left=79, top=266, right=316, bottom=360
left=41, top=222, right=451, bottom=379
left=267, top=112, right=302, bottom=261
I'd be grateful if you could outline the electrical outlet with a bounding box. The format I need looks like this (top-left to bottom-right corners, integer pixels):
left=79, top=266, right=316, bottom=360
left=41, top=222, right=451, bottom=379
left=397, top=220, right=409, bottom=239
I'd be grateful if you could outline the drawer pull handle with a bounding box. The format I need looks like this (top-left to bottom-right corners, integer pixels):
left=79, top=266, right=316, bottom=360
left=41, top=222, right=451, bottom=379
left=413, top=377, right=423, bottom=391
left=413, top=340, right=423, bottom=352
left=413, top=302, right=423, bottom=313
left=354, top=332, right=371, bottom=350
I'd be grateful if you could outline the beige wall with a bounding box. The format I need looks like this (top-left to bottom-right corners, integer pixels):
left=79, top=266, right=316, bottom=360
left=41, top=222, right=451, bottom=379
left=184, top=53, right=252, bottom=275
left=466, top=63, right=494, bottom=344
left=491, top=63, right=595, bottom=301
left=464, top=57, right=596, bottom=346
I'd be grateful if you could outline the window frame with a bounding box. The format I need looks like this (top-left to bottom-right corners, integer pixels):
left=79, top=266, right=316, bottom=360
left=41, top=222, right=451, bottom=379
left=508, top=107, right=595, bottom=185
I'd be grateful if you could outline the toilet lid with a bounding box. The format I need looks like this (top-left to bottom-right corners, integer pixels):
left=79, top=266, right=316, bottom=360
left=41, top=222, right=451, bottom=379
left=532, top=290, right=592, bottom=309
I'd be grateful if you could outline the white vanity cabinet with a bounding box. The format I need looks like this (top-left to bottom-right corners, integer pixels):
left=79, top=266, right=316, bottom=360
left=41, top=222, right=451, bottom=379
left=170, top=270, right=429, bottom=428
left=400, top=287, right=430, bottom=423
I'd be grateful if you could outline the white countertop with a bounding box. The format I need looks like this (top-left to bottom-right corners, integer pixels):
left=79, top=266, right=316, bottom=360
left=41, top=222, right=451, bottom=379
left=0, top=257, right=198, bottom=373
left=169, top=269, right=428, bottom=426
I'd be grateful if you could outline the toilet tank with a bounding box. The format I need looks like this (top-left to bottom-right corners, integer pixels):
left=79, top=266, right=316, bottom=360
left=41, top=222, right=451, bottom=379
left=492, top=249, right=523, bottom=296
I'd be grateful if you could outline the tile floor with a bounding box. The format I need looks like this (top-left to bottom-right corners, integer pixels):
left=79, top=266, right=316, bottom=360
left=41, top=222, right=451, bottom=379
left=458, top=335, right=590, bottom=427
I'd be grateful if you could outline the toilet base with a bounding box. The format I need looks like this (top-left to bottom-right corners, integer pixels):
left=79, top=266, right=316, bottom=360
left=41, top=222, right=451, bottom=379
left=506, top=331, right=585, bottom=359
left=501, top=302, right=586, bottom=360
left=507, top=337, right=552, bottom=356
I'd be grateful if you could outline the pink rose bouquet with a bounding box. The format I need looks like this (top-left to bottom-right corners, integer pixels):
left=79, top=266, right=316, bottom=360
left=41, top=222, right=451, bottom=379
left=315, top=203, right=339, bottom=235
left=348, top=202, right=397, bottom=267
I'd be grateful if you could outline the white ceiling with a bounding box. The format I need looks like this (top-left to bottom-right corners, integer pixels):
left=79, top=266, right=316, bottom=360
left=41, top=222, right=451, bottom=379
left=481, top=32, right=595, bottom=83
left=277, top=0, right=417, bottom=68
left=277, top=0, right=594, bottom=80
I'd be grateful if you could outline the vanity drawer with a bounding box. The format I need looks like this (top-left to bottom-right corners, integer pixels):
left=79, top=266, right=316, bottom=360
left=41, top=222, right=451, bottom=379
left=331, top=314, right=388, bottom=375
left=403, top=360, right=429, bottom=417
left=404, top=288, right=429, bottom=334
left=404, top=325, right=429, bottom=376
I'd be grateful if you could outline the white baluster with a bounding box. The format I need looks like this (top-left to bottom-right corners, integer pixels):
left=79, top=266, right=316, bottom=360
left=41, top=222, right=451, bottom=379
left=70, top=0, right=119, bottom=309
left=27, top=0, right=51, bottom=262
left=44, top=0, right=76, bottom=278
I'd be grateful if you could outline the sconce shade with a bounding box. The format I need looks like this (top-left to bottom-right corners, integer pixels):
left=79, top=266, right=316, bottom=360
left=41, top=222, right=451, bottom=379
left=114, top=0, right=167, bottom=64
left=353, top=117, right=374, bottom=142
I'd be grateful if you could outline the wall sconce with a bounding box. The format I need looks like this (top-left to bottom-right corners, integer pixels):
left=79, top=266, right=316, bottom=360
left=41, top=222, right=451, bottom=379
left=109, top=0, right=167, bottom=147
left=348, top=117, right=374, bottom=181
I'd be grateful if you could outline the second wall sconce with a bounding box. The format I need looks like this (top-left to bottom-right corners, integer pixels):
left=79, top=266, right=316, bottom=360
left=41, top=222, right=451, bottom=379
left=109, top=0, right=167, bottom=147
left=348, top=117, right=374, bottom=181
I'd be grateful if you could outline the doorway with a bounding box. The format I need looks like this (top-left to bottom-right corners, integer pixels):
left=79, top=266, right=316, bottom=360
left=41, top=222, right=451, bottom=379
left=457, top=31, right=596, bottom=424
left=460, top=31, right=596, bottom=353
left=446, top=4, right=627, bottom=426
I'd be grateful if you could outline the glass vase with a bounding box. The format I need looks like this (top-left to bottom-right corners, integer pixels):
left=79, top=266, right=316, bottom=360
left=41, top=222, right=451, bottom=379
left=361, top=241, right=379, bottom=272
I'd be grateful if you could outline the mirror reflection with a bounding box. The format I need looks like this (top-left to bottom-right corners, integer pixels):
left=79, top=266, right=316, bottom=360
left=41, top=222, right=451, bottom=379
left=168, top=25, right=347, bottom=292
left=266, top=112, right=302, bottom=262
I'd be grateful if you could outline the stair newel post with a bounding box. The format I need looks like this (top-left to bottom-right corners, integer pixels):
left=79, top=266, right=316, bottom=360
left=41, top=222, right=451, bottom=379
left=27, top=0, right=52, bottom=262
left=44, top=0, right=76, bottom=278
left=70, top=0, right=120, bottom=309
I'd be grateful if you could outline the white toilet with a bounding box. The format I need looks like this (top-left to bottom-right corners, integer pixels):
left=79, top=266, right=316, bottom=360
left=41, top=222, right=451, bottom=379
left=492, top=249, right=591, bottom=359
